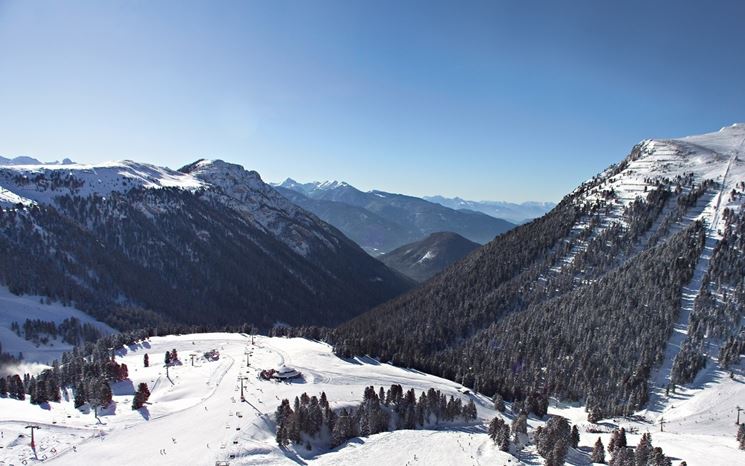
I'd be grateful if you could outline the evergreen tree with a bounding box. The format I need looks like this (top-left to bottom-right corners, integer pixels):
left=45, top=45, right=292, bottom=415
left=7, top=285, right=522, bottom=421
left=571, top=424, right=580, bottom=448
left=617, top=427, right=627, bottom=448
left=88, top=378, right=112, bottom=419
left=649, top=447, right=671, bottom=466
left=588, top=406, right=603, bottom=423
left=536, top=415, right=571, bottom=466
left=331, top=408, right=352, bottom=447
left=591, top=437, right=606, bottom=464
left=463, top=399, right=477, bottom=420
left=492, top=393, right=505, bottom=412
left=0, top=377, right=7, bottom=397
left=635, top=433, right=652, bottom=466
left=10, top=374, right=24, bottom=400
left=276, top=421, right=289, bottom=447
left=132, top=382, right=151, bottom=410
left=512, top=411, right=528, bottom=435
left=609, top=446, right=635, bottom=466
left=74, top=382, right=86, bottom=408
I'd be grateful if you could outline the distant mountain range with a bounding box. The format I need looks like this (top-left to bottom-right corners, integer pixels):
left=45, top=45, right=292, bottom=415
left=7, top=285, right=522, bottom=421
left=274, top=179, right=515, bottom=255
left=0, top=156, right=75, bottom=166
left=423, top=196, right=555, bottom=224
left=0, top=159, right=413, bottom=329
left=379, top=232, right=480, bottom=282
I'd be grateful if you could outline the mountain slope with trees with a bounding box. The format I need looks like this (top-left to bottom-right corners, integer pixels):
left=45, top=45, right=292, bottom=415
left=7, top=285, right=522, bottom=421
left=0, top=160, right=413, bottom=330
left=379, top=232, right=480, bottom=282
left=334, top=124, right=745, bottom=418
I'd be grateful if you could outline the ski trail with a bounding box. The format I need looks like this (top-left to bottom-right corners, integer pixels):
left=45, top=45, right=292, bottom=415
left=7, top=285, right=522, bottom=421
left=650, top=151, right=736, bottom=405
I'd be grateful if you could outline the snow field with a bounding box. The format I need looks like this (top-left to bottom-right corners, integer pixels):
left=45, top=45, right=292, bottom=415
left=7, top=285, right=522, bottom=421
left=0, top=286, right=114, bottom=366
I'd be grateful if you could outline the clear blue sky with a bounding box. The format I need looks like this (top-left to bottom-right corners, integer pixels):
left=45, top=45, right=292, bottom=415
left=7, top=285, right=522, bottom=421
left=1, top=0, right=744, bottom=202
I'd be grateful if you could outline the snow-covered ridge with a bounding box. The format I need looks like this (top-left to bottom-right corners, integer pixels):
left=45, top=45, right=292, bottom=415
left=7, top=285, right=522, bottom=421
left=0, top=160, right=204, bottom=207
left=572, top=123, right=745, bottom=233
left=182, top=159, right=339, bottom=256
left=0, top=158, right=344, bottom=257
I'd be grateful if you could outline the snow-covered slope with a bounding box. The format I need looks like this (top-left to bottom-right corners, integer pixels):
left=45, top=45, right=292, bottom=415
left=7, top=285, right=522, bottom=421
left=0, top=286, right=114, bottom=364
left=574, top=124, right=745, bottom=227
left=0, top=334, right=503, bottom=466
left=1, top=333, right=741, bottom=465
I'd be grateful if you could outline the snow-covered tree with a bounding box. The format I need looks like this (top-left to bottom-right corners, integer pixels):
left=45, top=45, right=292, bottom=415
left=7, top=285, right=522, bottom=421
left=591, top=437, right=605, bottom=463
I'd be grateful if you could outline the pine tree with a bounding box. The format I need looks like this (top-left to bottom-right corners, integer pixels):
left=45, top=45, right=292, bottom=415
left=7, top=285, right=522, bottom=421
left=463, top=399, right=477, bottom=420
left=512, top=411, right=528, bottom=435
left=635, top=433, right=652, bottom=466
left=492, top=393, right=505, bottom=412
left=571, top=424, right=580, bottom=448
left=609, top=446, right=635, bottom=466
left=0, top=377, right=7, bottom=397
left=488, top=417, right=506, bottom=443
left=331, top=408, right=352, bottom=447
left=649, top=447, right=670, bottom=466
left=276, top=420, right=289, bottom=447
left=46, top=376, right=61, bottom=402
left=88, top=378, right=112, bottom=420
left=10, top=374, right=24, bottom=400
left=588, top=405, right=603, bottom=423
left=499, top=429, right=510, bottom=452
left=617, top=427, right=627, bottom=448
left=591, top=437, right=606, bottom=463
left=74, top=382, right=86, bottom=408
left=132, top=382, right=151, bottom=410
left=536, top=415, right=571, bottom=466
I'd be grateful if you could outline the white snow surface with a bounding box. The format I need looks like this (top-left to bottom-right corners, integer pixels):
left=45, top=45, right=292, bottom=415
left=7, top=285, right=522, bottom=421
left=0, top=334, right=502, bottom=465
left=577, top=124, right=745, bottom=223
left=0, top=286, right=114, bottom=365
left=1, top=333, right=741, bottom=465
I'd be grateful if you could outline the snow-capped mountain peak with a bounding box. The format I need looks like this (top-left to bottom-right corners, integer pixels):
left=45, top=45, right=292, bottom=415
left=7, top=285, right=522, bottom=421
left=0, top=159, right=204, bottom=207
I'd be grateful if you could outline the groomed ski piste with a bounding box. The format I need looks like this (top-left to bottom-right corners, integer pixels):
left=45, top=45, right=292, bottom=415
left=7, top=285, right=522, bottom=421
left=1, top=331, right=743, bottom=465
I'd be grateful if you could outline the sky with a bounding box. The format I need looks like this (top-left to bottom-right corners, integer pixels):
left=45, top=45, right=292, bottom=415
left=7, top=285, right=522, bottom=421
left=0, top=1, right=744, bottom=202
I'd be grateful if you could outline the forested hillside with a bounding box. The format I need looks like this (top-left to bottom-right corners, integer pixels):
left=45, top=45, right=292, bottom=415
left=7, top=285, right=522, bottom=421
left=334, top=125, right=745, bottom=417
left=0, top=161, right=413, bottom=330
